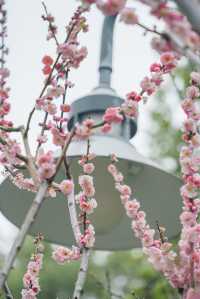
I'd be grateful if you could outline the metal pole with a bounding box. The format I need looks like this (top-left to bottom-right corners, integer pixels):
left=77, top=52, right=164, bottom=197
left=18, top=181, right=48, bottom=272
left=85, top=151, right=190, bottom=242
left=98, top=15, right=117, bottom=87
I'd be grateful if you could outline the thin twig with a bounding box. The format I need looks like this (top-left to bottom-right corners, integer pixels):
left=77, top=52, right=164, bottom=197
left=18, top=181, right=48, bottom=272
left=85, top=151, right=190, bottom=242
left=91, top=121, right=106, bottom=130
left=0, top=136, right=28, bottom=164
left=51, top=127, right=76, bottom=180
left=59, top=68, right=70, bottom=131
left=21, top=128, right=39, bottom=186
left=25, top=6, right=84, bottom=138
left=136, top=2, right=200, bottom=65
left=0, top=126, right=23, bottom=132
left=42, top=1, right=59, bottom=46
left=24, top=49, right=62, bottom=138
left=170, top=73, right=184, bottom=100
left=137, top=22, right=164, bottom=38
left=34, top=111, right=48, bottom=159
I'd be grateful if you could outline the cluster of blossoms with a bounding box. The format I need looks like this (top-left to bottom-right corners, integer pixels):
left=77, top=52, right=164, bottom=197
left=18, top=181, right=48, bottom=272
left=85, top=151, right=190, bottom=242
left=82, top=0, right=126, bottom=16
left=75, top=118, right=95, bottom=139
left=108, top=73, right=200, bottom=298
left=59, top=178, right=74, bottom=195
left=21, top=235, right=44, bottom=299
left=82, top=0, right=200, bottom=53
left=87, top=0, right=200, bottom=53
left=42, top=8, right=58, bottom=42
left=52, top=245, right=80, bottom=265
left=177, top=72, right=200, bottom=298
left=148, top=1, right=200, bottom=52
left=57, top=42, right=88, bottom=70
left=0, top=0, right=10, bottom=120
left=35, top=6, right=88, bottom=149
left=102, top=51, right=178, bottom=133
left=52, top=152, right=96, bottom=266
left=0, top=5, right=90, bottom=201
left=0, top=1, right=25, bottom=173
left=76, top=152, right=96, bottom=248
left=36, top=150, right=56, bottom=180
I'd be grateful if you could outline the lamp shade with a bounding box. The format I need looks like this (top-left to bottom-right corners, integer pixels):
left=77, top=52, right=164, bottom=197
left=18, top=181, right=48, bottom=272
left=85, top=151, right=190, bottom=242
left=0, top=86, right=182, bottom=250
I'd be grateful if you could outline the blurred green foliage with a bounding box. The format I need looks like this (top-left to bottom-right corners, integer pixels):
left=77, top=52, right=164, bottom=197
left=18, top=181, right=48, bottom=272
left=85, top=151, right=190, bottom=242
left=1, top=238, right=179, bottom=299
left=148, top=63, right=193, bottom=175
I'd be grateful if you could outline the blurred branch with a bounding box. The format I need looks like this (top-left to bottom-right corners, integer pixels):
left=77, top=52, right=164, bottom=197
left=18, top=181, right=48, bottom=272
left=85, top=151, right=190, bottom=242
left=89, top=271, right=123, bottom=299
left=170, top=73, right=184, bottom=100
left=3, top=282, right=13, bottom=299
left=174, top=0, right=200, bottom=33
left=138, top=0, right=200, bottom=68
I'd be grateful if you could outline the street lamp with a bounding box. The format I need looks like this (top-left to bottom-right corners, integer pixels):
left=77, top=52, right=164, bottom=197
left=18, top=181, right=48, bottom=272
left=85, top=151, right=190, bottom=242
left=0, top=15, right=182, bottom=250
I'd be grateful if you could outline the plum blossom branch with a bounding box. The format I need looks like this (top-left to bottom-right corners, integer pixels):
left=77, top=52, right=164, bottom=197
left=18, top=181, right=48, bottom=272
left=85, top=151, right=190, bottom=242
left=20, top=127, right=39, bottom=186
left=25, top=5, right=88, bottom=141
left=70, top=141, right=96, bottom=298
left=107, top=70, right=200, bottom=298
left=0, top=135, right=27, bottom=163
left=73, top=248, right=90, bottom=299
left=21, top=234, right=44, bottom=299
left=52, top=127, right=76, bottom=180
left=41, top=1, right=59, bottom=46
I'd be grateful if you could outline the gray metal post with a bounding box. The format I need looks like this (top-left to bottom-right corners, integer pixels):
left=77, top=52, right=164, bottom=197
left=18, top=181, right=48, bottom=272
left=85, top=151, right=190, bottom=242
left=98, top=15, right=117, bottom=87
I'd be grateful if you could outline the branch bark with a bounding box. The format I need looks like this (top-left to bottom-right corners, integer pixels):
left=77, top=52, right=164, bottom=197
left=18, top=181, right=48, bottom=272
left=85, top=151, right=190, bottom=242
left=73, top=248, right=90, bottom=299
left=0, top=181, right=48, bottom=289
left=21, top=128, right=39, bottom=186
left=67, top=187, right=82, bottom=246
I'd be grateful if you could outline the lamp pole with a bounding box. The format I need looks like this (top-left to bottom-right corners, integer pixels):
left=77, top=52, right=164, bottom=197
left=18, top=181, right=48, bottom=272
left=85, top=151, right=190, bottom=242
left=98, top=15, right=117, bottom=87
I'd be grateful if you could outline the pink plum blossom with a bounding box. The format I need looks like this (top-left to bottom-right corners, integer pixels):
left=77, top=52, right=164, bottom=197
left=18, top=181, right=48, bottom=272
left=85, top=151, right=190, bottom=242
left=79, top=175, right=95, bottom=197
left=186, top=288, right=200, bottom=299
left=186, top=86, right=200, bottom=99
left=37, top=151, right=56, bottom=180
left=79, top=224, right=95, bottom=248
left=79, top=197, right=97, bottom=214
left=83, top=163, right=95, bottom=174
left=121, top=99, right=138, bottom=118
left=59, top=179, right=74, bottom=195
left=42, top=55, right=53, bottom=65
left=190, top=72, right=200, bottom=85
left=52, top=246, right=80, bottom=264
left=101, top=122, right=112, bottom=133
left=120, top=7, right=138, bottom=25
left=103, top=107, right=123, bottom=123
left=140, top=76, right=156, bottom=95
left=96, top=0, right=126, bottom=16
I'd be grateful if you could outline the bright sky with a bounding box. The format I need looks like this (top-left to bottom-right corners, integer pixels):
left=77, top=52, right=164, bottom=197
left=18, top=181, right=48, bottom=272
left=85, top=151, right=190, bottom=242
left=0, top=0, right=183, bottom=255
